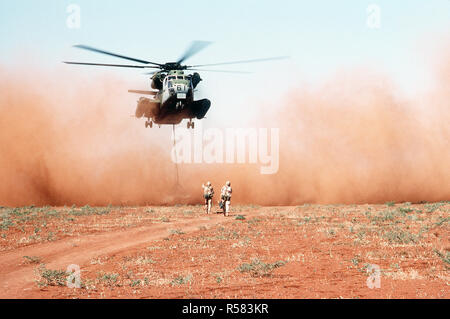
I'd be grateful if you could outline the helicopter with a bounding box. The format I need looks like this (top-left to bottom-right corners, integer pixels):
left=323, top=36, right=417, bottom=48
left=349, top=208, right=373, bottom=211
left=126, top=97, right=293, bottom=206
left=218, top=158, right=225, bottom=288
left=64, top=41, right=288, bottom=129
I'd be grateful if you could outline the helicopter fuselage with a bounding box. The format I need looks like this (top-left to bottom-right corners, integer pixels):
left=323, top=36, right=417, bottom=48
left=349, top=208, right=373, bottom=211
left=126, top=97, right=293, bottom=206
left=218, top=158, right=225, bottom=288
left=134, top=70, right=210, bottom=127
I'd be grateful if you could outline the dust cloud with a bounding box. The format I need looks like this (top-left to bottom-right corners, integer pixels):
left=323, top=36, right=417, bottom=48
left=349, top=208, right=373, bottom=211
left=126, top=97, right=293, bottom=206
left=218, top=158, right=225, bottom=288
left=0, top=50, right=449, bottom=206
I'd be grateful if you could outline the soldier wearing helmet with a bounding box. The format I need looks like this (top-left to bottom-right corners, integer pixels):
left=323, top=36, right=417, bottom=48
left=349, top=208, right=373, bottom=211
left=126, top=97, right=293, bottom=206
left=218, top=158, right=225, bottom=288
left=220, top=181, right=232, bottom=216
left=202, top=181, right=214, bottom=214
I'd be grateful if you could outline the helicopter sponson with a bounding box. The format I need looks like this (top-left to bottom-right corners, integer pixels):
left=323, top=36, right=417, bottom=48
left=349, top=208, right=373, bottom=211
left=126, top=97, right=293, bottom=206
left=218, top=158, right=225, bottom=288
left=135, top=96, right=210, bottom=125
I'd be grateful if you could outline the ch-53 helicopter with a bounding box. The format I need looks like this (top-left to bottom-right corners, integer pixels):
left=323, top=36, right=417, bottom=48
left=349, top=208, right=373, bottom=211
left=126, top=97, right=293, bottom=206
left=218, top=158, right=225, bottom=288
left=64, top=41, right=287, bottom=129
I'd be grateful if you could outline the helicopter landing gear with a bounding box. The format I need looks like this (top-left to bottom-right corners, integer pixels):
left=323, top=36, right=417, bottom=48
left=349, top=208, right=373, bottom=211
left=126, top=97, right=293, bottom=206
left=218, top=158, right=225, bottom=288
left=176, top=101, right=184, bottom=110
left=187, top=120, right=195, bottom=129
left=145, top=120, right=153, bottom=128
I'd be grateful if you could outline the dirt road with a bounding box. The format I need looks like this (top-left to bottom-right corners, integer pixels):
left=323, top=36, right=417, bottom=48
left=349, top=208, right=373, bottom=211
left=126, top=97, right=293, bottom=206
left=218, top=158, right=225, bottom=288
left=0, top=207, right=256, bottom=298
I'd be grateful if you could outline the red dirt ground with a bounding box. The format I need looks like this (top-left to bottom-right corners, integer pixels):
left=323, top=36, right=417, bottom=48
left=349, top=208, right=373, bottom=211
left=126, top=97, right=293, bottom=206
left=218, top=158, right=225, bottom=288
left=0, top=203, right=448, bottom=298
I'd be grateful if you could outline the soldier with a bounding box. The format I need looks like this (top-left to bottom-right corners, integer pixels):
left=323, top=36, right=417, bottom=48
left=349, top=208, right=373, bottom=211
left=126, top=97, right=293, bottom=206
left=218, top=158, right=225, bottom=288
left=202, top=181, right=214, bottom=214
left=219, top=185, right=226, bottom=210
left=220, top=181, right=232, bottom=216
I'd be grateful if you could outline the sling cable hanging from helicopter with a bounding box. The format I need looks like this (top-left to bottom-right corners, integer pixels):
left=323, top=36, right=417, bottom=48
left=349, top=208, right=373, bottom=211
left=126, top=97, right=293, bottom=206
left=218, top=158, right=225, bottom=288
left=172, top=124, right=180, bottom=186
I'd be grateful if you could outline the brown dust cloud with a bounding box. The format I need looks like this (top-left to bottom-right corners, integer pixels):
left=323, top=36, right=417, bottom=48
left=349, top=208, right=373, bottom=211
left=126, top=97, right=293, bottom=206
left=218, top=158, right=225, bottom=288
left=0, top=51, right=449, bottom=206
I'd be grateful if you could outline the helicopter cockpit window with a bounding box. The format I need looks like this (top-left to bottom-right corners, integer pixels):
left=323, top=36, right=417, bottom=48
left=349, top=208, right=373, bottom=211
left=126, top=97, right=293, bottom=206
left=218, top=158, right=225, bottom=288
left=168, top=81, right=173, bottom=88
left=168, top=76, right=176, bottom=80
left=177, top=76, right=183, bottom=79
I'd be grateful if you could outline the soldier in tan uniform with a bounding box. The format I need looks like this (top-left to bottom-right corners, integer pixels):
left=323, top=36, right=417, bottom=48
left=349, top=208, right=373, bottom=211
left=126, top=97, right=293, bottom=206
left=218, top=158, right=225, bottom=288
left=219, top=181, right=232, bottom=216
left=202, top=181, right=214, bottom=214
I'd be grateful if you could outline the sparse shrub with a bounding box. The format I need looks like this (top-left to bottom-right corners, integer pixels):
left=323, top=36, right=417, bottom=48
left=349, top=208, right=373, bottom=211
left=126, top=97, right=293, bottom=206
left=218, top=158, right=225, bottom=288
left=235, top=215, right=246, bottom=220
left=370, top=210, right=406, bottom=224
left=45, top=210, right=59, bottom=217
left=69, top=205, right=110, bottom=216
left=299, top=216, right=311, bottom=225
left=327, top=228, right=336, bottom=236
left=385, top=201, right=395, bottom=207
left=383, top=229, right=419, bottom=244
left=213, top=274, right=223, bottom=284
left=0, top=218, right=14, bottom=230
left=171, top=274, right=192, bottom=286
left=215, top=228, right=241, bottom=240
left=238, top=258, right=286, bottom=277
left=424, top=203, right=445, bottom=213
left=23, top=256, right=41, bottom=264
left=434, top=249, right=450, bottom=265
left=169, top=229, right=185, bottom=235
left=434, top=217, right=449, bottom=227
left=98, top=272, right=119, bottom=287
left=46, top=232, right=55, bottom=241
left=135, top=256, right=156, bottom=265
left=36, top=265, right=69, bottom=287
left=351, top=255, right=361, bottom=266
left=357, top=230, right=366, bottom=240
left=398, top=207, right=413, bottom=214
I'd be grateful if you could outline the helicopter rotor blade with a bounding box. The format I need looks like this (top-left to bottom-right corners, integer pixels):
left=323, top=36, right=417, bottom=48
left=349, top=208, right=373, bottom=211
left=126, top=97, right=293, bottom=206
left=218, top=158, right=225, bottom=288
left=189, top=56, right=289, bottom=68
left=144, top=70, right=165, bottom=75
left=64, top=61, right=161, bottom=69
left=177, top=41, right=212, bottom=64
left=73, top=45, right=163, bottom=66
left=187, top=68, right=251, bottom=74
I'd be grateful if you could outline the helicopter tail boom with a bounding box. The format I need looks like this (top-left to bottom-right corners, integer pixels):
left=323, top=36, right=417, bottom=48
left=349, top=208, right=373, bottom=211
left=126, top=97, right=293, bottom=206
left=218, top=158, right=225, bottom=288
left=128, top=89, right=158, bottom=95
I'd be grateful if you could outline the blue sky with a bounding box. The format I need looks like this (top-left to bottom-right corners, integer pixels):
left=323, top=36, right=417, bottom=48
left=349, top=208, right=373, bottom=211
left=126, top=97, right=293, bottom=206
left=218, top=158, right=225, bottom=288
left=1, top=0, right=449, bottom=124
